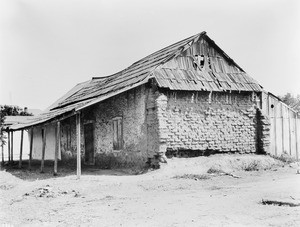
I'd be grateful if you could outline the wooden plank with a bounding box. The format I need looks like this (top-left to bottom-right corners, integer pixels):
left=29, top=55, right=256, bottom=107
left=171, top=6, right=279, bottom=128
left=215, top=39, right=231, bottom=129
left=11, top=131, right=13, bottom=163
left=7, top=131, right=10, bottom=162
left=18, top=130, right=24, bottom=168
left=281, top=105, right=290, bottom=155
left=76, top=113, right=81, bottom=179
left=269, top=116, right=276, bottom=156
left=296, top=115, right=299, bottom=160
left=274, top=100, right=277, bottom=156
left=40, top=127, right=46, bottom=173
left=276, top=117, right=283, bottom=156
left=283, top=117, right=290, bottom=154
left=289, top=112, right=296, bottom=159
left=28, top=127, right=33, bottom=170
left=281, top=103, right=284, bottom=154
left=54, top=122, right=60, bottom=176
left=288, top=111, right=292, bottom=155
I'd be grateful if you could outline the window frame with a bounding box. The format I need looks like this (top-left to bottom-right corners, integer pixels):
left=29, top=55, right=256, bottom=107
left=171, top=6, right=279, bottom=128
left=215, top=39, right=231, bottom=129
left=112, top=117, right=123, bottom=150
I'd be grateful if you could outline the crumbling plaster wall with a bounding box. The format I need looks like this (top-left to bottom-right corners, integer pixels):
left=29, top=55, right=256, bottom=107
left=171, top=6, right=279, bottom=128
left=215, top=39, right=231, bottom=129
left=58, top=85, right=159, bottom=168
left=156, top=90, right=259, bottom=154
left=92, top=85, right=150, bottom=168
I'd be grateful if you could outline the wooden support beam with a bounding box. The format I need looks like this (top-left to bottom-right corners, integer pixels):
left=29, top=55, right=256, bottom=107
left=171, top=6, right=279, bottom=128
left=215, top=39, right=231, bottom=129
left=274, top=102, right=277, bottom=156
left=296, top=115, right=299, bottom=161
left=76, top=112, right=81, bottom=179
left=281, top=104, right=284, bottom=154
left=11, top=131, right=14, bottom=163
left=7, top=131, right=10, bottom=162
left=28, top=127, right=33, bottom=170
left=288, top=113, right=292, bottom=156
left=54, top=122, right=60, bottom=176
left=18, top=130, right=24, bottom=168
left=40, top=127, right=46, bottom=173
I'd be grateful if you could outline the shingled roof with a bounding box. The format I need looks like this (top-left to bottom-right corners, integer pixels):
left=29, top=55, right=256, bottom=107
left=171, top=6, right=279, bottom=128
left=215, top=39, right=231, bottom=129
left=11, top=32, right=262, bottom=130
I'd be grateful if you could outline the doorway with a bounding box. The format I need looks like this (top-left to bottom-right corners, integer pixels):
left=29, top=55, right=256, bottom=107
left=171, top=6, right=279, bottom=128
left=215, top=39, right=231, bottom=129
left=84, top=122, right=95, bottom=165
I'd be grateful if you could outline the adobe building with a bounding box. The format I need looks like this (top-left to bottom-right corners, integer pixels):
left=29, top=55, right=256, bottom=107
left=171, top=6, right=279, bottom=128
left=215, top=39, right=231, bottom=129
left=8, top=32, right=299, bottom=175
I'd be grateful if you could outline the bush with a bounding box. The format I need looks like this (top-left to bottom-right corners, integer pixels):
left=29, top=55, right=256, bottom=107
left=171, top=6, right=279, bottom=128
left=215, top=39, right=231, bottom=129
left=272, top=152, right=296, bottom=164
left=241, top=160, right=261, bottom=171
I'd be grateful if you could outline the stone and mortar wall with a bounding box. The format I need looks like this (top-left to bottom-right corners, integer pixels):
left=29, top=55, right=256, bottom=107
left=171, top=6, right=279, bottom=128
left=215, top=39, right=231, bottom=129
left=156, top=90, right=259, bottom=154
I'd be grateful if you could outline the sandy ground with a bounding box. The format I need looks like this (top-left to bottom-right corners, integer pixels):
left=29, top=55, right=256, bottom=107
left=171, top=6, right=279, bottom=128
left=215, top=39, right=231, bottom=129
left=0, top=154, right=300, bottom=227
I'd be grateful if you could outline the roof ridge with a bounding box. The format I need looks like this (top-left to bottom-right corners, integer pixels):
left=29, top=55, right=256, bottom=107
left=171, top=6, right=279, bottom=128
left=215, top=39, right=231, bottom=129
left=91, top=32, right=206, bottom=91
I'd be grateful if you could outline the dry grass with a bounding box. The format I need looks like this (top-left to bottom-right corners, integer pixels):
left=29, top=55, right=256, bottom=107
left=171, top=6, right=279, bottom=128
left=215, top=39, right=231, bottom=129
left=173, top=173, right=211, bottom=180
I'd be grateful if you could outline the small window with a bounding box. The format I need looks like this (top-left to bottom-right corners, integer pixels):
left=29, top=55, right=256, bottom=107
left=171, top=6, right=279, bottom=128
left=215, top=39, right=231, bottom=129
left=199, top=55, right=205, bottom=69
left=112, top=117, right=123, bottom=150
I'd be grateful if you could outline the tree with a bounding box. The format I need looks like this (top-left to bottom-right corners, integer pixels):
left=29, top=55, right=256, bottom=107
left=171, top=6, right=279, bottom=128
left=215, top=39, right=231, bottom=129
left=0, top=105, right=33, bottom=117
left=0, top=108, right=6, bottom=165
left=279, top=93, right=300, bottom=113
left=0, top=105, right=33, bottom=161
left=0, top=107, right=6, bottom=145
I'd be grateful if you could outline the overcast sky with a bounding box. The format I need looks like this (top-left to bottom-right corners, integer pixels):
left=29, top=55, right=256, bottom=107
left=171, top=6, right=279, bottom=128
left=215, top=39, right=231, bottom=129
left=0, top=0, right=299, bottom=110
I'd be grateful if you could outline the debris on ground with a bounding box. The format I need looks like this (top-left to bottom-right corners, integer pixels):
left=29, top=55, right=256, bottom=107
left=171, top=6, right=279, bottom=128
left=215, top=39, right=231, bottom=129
left=173, top=174, right=211, bottom=180
left=0, top=184, right=14, bottom=190
left=23, top=185, right=81, bottom=199
left=207, top=167, right=241, bottom=178
left=261, top=199, right=300, bottom=207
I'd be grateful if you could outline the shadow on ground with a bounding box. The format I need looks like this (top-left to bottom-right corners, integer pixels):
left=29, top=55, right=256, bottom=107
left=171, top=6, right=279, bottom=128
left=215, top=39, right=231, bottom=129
left=1, top=160, right=133, bottom=181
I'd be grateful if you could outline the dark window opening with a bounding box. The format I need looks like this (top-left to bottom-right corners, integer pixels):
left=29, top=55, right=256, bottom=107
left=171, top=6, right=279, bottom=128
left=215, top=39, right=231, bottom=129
left=199, top=55, right=205, bottom=68
left=208, top=56, right=212, bottom=70
left=271, top=104, right=274, bottom=109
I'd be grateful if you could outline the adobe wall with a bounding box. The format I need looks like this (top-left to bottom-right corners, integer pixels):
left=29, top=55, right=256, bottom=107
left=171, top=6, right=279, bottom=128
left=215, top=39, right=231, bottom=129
left=58, top=85, right=158, bottom=169
left=156, top=90, right=259, bottom=155
left=91, top=85, right=151, bottom=169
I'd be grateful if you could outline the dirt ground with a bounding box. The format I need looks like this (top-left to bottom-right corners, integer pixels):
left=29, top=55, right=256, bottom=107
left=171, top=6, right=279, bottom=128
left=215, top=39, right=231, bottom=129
left=0, top=154, right=300, bottom=227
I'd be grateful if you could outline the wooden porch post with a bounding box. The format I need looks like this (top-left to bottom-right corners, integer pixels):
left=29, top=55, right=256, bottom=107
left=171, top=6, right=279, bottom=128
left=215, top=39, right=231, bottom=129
left=7, top=131, right=10, bottom=162
left=40, top=127, right=46, bottom=173
left=28, top=127, right=33, bottom=170
left=54, top=122, right=60, bottom=176
left=11, top=131, right=14, bottom=163
left=18, top=130, right=24, bottom=168
left=76, top=112, right=81, bottom=179
left=1, top=143, right=4, bottom=165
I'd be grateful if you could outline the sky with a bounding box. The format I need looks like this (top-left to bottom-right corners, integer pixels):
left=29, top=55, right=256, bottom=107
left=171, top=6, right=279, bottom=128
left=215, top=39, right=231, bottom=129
left=0, top=0, right=299, bottom=111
